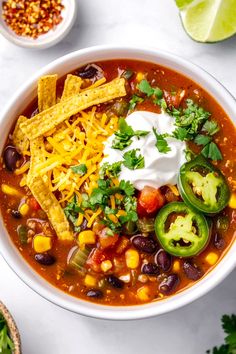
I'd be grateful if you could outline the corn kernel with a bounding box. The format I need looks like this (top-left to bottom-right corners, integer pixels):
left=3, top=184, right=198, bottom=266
left=205, top=252, right=219, bottom=266
left=84, top=274, right=97, bottom=287
left=136, top=72, right=145, bottom=82
left=33, top=235, right=52, bottom=253
left=125, top=249, right=140, bottom=269
left=78, top=230, right=96, bottom=245
left=172, top=260, right=180, bottom=272
left=19, top=203, right=29, bottom=216
left=1, top=184, right=22, bottom=197
left=101, top=260, right=112, bottom=272
left=229, top=192, right=236, bottom=209
left=137, top=286, right=151, bottom=301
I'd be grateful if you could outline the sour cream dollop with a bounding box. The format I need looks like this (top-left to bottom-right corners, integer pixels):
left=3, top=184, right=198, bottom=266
left=102, top=111, right=186, bottom=190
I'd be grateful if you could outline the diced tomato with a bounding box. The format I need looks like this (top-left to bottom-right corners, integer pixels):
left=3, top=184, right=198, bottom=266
left=86, top=248, right=106, bottom=272
left=28, top=197, right=41, bottom=211
left=137, top=186, right=165, bottom=217
left=98, top=227, right=119, bottom=249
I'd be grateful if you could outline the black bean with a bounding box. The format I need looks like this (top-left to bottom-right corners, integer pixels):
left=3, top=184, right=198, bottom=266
left=131, top=235, right=157, bottom=254
left=183, top=260, right=202, bottom=280
left=141, top=263, right=159, bottom=275
left=80, top=218, right=88, bottom=231
left=86, top=289, right=103, bottom=299
left=3, top=146, right=21, bottom=171
left=77, top=65, right=98, bottom=79
left=106, top=275, right=124, bottom=289
left=213, top=232, right=225, bottom=250
left=159, top=274, right=179, bottom=294
left=154, top=249, right=172, bottom=272
left=35, top=253, right=56, bottom=266
left=11, top=210, right=22, bottom=219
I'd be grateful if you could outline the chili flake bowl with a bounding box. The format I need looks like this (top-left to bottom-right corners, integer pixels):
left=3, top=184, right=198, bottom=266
left=0, top=46, right=235, bottom=320
left=0, top=0, right=77, bottom=49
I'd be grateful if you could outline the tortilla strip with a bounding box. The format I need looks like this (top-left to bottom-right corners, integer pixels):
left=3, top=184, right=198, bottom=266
left=61, top=74, right=83, bottom=101
left=12, top=116, right=29, bottom=152
left=20, top=78, right=126, bottom=140
left=38, top=74, right=58, bottom=112
left=28, top=176, right=73, bottom=240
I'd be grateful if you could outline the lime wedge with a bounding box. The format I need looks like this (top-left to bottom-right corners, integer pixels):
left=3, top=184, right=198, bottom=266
left=177, top=0, right=236, bottom=42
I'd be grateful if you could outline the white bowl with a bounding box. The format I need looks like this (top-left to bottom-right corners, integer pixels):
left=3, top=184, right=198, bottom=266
left=0, top=0, right=77, bottom=49
left=0, top=46, right=235, bottom=320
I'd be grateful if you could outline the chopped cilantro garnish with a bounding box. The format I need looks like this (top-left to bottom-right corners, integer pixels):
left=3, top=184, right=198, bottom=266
left=201, top=142, right=223, bottom=161
left=99, top=161, right=122, bottom=178
left=194, top=134, right=212, bottom=146
left=64, top=195, right=84, bottom=232
left=111, top=118, right=149, bottom=150
left=138, top=79, right=163, bottom=98
left=202, top=120, right=220, bottom=136
left=207, top=314, right=236, bottom=354
left=152, top=127, right=171, bottom=154
left=166, top=98, right=222, bottom=161
left=123, top=149, right=145, bottom=170
left=172, top=126, right=189, bottom=141
left=138, top=79, right=154, bottom=97
left=172, top=99, right=211, bottom=140
left=118, top=180, right=135, bottom=196
left=129, top=95, right=144, bottom=110
left=71, top=164, right=87, bottom=176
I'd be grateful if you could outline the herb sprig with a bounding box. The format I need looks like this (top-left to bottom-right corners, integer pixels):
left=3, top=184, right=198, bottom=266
left=111, top=118, right=149, bottom=150
left=123, top=149, right=145, bottom=170
left=207, top=314, right=236, bottom=354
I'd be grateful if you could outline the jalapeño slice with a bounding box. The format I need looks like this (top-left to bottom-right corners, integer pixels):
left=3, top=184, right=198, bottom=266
left=155, top=202, right=209, bottom=257
left=178, top=155, right=230, bottom=214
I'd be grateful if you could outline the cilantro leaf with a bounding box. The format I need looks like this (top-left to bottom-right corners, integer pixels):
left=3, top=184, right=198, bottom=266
left=64, top=195, right=84, bottom=232
left=202, top=120, right=220, bottom=136
left=99, top=161, right=122, bottom=178
left=152, top=127, right=171, bottom=154
left=123, top=149, right=145, bottom=170
left=172, top=127, right=189, bottom=141
left=201, top=142, right=223, bottom=161
left=169, top=99, right=211, bottom=141
left=71, top=164, right=87, bottom=176
left=138, top=79, right=163, bottom=99
left=194, top=134, right=212, bottom=146
left=138, top=79, right=154, bottom=97
left=119, top=180, right=135, bottom=196
left=129, top=95, right=144, bottom=110
left=207, top=314, right=236, bottom=354
left=111, top=118, right=149, bottom=150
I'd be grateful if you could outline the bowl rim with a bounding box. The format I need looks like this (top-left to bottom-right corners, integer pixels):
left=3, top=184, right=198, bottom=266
left=0, top=0, right=77, bottom=49
left=0, top=45, right=235, bottom=320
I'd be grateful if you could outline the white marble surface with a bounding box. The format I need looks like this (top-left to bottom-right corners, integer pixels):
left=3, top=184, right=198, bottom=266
left=0, top=1, right=236, bottom=353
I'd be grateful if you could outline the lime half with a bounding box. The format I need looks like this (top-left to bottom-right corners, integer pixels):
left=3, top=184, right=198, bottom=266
left=176, top=0, right=236, bottom=43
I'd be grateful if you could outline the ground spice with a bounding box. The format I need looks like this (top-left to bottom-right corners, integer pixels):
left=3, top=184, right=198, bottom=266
left=2, top=0, right=64, bottom=39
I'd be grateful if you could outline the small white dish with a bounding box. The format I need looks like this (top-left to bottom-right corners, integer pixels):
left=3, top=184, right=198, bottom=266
left=0, top=0, right=77, bottom=49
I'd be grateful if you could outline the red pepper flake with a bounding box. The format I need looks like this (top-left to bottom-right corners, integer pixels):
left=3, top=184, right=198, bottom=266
left=2, top=0, right=64, bottom=39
